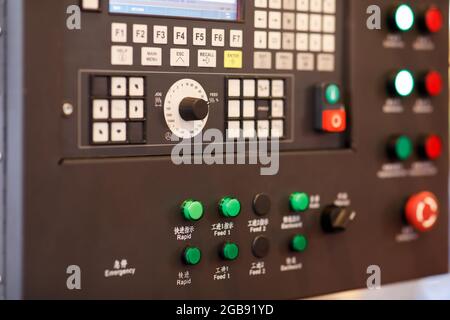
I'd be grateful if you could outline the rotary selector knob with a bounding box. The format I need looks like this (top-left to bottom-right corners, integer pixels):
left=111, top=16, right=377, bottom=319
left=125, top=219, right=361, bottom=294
left=321, top=205, right=356, bottom=233
left=164, top=79, right=209, bottom=139
left=405, top=192, right=439, bottom=232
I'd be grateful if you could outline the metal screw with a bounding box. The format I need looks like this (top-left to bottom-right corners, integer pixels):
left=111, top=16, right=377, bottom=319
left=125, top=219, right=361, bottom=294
left=62, top=103, right=74, bottom=117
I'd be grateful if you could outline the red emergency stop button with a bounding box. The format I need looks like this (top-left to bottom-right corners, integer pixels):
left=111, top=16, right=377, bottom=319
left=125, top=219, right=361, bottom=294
left=421, top=71, right=443, bottom=97
left=322, top=109, right=346, bottom=133
left=405, top=192, right=439, bottom=232
left=422, top=6, right=444, bottom=33
left=419, top=134, right=443, bottom=160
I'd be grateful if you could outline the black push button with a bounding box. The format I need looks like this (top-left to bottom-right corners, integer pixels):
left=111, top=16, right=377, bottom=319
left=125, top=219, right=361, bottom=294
left=253, top=193, right=271, bottom=216
left=252, top=236, right=270, bottom=258
left=128, top=122, right=145, bottom=144
left=91, top=76, right=109, bottom=97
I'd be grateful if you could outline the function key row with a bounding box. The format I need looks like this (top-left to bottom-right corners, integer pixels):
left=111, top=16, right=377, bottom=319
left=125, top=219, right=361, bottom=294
left=112, top=23, right=243, bottom=48
left=255, top=0, right=336, bottom=13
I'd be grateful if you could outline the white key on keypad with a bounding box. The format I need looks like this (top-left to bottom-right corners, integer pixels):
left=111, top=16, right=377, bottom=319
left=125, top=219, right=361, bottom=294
left=255, top=0, right=268, bottom=8
left=129, top=100, right=145, bottom=119
left=317, top=54, right=335, bottom=71
left=129, top=77, right=144, bottom=97
left=111, top=77, right=127, bottom=96
left=297, top=53, right=314, bottom=71
left=271, top=120, right=284, bottom=138
left=272, top=100, right=284, bottom=117
left=323, top=34, right=335, bottom=52
left=198, top=50, right=217, bottom=68
left=282, top=32, right=295, bottom=50
left=310, top=0, right=322, bottom=12
left=227, top=121, right=241, bottom=139
left=173, top=27, right=187, bottom=45
left=230, top=30, right=243, bottom=48
left=141, top=47, right=162, bottom=66
left=228, top=100, right=240, bottom=118
left=93, top=100, right=109, bottom=120
left=228, top=79, right=241, bottom=97
left=170, top=49, right=190, bottom=67
left=269, top=0, right=282, bottom=9
left=111, top=123, right=127, bottom=142
left=283, top=0, right=296, bottom=10
left=153, top=25, right=168, bottom=44
left=112, top=23, right=127, bottom=43
left=268, top=32, right=282, bottom=50
left=272, top=80, right=285, bottom=97
left=211, top=29, right=225, bottom=47
left=111, top=46, right=133, bottom=65
left=296, top=33, right=308, bottom=51
left=296, top=13, right=309, bottom=31
left=111, top=100, right=127, bottom=119
left=243, top=79, right=256, bottom=97
left=82, top=0, right=100, bottom=10
left=323, top=15, right=336, bottom=33
left=243, top=100, right=256, bottom=118
left=258, top=121, right=270, bottom=138
left=310, top=14, right=322, bottom=32
left=133, top=24, right=147, bottom=44
left=255, top=11, right=268, bottom=29
left=257, top=80, right=271, bottom=97
left=268, top=11, right=282, bottom=29
left=275, top=52, right=294, bottom=70
left=283, top=13, right=296, bottom=30
left=323, top=0, right=336, bottom=14
left=254, top=31, right=268, bottom=49
left=243, top=121, right=256, bottom=139
left=309, top=34, right=322, bottom=52
left=254, top=52, right=272, bottom=69
left=297, top=0, right=309, bottom=11
left=92, top=123, right=109, bottom=143
left=193, top=28, right=207, bottom=46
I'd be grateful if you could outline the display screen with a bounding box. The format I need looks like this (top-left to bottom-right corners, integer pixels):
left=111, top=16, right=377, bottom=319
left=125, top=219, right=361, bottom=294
left=109, top=0, right=240, bottom=21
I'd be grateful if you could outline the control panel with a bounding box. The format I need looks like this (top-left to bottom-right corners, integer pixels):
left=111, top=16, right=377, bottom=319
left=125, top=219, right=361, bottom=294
left=3, top=0, right=449, bottom=299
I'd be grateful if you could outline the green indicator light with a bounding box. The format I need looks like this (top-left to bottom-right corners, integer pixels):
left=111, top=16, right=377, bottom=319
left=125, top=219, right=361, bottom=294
left=395, top=4, right=415, bottom=32
left=395, top=135, right=413, bottom=161
left=222, top=243, right=239, bottom=261
left=182, top=200, right=204, bottom=221
left=394, top=70, right=415, bottom=97
left=219, top=197, right=241, bottom=218
left=289, top=192, right=310, bottom=212
left=184, top=247, right=202, bottom=266
left=325, top=84, right=341, bottom=105
left=291, top=235, right=308, bottom=252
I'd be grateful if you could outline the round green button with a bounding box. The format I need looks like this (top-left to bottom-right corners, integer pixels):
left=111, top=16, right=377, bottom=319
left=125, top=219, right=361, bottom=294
left=184, top=247, right=202, bottom=265
left=222, top=242, right=239, bottom=261
left=325, top=84, right=341, bottom=105
left=219, top=197, right=241, bottom=218
left=181, top=200, right=204, bottom=221
left=394, top=4, right=415, bottom=32
left=395, top=135, right=413, bottom=161
left=291, top=235, right=308, bottom=252
left=290, top=192, right=310, bottom=212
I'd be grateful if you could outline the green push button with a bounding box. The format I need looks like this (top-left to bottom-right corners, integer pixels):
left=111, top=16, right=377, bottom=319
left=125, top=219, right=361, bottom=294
left=394, top=135, right=413, bottom=161
left=184, top=247, right=202, bottom=265
left=221, top=242, right=239, bottom=261
left=325, top=84, right=341, bottom=105
left=219, top=197, right=241, bottom=218
left=291, top=235, right=308, bottom=252
left=181, top=200, right=204, bottom=221
left=289, top=192, right=310, bottom=212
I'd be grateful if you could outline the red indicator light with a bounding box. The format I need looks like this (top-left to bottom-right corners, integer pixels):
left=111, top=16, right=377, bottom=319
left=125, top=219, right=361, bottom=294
left=424, top=71, right=443, bottom=97
left=424, top=6, right=443, bottom=33
left=423, top=134, right=443, bottom=160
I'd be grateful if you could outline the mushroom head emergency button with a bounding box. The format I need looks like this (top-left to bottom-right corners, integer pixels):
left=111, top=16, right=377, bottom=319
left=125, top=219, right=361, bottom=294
left=405, top=192, right=439, bottom=232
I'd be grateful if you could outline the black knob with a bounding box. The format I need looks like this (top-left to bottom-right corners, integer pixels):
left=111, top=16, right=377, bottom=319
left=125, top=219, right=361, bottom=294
left=321, top=205, right=356, bottom=233
left=179, top=97, right=209, bottom=121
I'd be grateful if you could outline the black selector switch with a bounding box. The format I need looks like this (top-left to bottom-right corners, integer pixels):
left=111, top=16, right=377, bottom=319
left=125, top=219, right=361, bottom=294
left=179, top=97, right=209, bottom=121
left=253, top=193, right=271, bottom=216
left=252, top=236, right=270, bottom=258
left=321, top=205, right=356, bottom=233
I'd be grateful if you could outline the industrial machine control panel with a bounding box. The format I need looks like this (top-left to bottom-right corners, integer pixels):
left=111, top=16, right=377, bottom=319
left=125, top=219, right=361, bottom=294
left=1, top=0, right=448, bottom=299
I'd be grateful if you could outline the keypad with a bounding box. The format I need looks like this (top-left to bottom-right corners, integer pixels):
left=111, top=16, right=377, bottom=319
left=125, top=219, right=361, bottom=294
left=253, top=0, right=337, bottom=72
left=90, top=76, right=147, bottom=145
left=226, top=78, right=287, bottom=140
